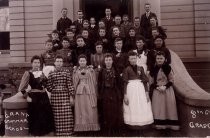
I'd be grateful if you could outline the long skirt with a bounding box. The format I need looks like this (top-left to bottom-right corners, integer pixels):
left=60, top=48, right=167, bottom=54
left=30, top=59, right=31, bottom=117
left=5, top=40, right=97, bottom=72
left=152, top=86, right=179, bottom=130
left=50, top=89, right=74, bottom=136
left=123, top=80, right=154, bottom=126
left=74, top=94, right=100, bottom=131
left=101, top=87, right=123, bottom=129
left=27, top=92, right=54, bottom=136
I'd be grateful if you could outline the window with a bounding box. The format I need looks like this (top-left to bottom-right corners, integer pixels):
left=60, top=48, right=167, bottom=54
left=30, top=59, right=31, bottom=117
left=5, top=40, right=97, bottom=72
left=0, top=0, right=9, bottom=7
left=0, top=0, right=9, bottom=50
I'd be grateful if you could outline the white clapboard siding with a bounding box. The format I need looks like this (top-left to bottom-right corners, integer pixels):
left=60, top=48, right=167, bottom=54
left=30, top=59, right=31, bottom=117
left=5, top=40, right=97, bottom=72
left=8, top=0, right=53, bottom=63
left=161, top=0, right=195, bottom=57
left=194, top=1, right=210, bottom=57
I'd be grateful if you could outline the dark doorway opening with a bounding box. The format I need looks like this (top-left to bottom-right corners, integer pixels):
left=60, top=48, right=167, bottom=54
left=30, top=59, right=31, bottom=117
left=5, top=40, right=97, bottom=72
left=81, top=0, right=133, bottom=22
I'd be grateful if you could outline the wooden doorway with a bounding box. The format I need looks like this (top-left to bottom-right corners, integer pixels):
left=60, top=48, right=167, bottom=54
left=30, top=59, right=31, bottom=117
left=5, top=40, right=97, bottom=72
left=81, top=0, right=133, bottom=22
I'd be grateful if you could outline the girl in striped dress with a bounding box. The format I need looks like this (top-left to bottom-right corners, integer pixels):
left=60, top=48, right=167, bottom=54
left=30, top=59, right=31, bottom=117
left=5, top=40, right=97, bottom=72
left=73, top=54, right=100, bottom=132
left=47, top=55, right=75, bottom=136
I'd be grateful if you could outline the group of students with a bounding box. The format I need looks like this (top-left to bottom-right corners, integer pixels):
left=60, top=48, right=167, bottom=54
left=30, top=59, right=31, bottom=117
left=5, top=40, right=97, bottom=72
left=17, top=2, right=179, bottom=136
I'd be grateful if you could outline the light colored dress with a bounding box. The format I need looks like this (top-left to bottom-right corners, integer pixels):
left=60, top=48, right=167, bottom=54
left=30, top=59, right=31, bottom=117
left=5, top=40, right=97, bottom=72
left=73, top=66, right=100, bottom=131
left=123, top=65, right=154, bottom=126
left=134, top=50, right=148, bottom=73
left=150, top=65, right=179, bottom=130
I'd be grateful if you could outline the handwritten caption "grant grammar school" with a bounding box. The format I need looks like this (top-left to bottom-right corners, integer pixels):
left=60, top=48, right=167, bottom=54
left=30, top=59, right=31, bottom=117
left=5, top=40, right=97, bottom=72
left=4, top=112, right=29, bottom=132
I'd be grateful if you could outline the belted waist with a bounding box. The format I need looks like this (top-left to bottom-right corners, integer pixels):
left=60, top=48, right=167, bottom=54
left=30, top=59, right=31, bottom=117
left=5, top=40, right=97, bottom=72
left=30, top=89, right=45, bottom=93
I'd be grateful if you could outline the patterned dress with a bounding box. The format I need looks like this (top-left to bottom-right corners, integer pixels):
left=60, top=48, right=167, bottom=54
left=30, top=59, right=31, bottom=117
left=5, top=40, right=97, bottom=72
left=18, top=71, right=54, bottom=136
left=73, top=66, right=100, bottom=131
left=150, top=65, right=179, bottom=130
left=47, top=68, right=75, bottom=136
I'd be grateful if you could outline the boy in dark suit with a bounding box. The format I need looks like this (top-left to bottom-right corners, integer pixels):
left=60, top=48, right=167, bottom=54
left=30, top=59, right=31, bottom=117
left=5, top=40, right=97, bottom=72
left=140, top=3, right=157, bottom=40
left=73, top=10, right=85, bottom=35
left=56, top=8, right=72, bottom=38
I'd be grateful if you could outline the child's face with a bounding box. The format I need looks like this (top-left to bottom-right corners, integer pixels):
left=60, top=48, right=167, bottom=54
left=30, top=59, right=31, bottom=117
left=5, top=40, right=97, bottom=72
left=113, top=28, right=120, bottom=36
left=79, top=58, right=87, bottom=67
left=150, top=18, right=157, bottom=26
left=90, top=18, right=96, bottom=24
left=78, top=11, right=83, bottom=19
left=66, top=31, right=75, bottom=39
left=83, top=22, right=89, bottom=28
left=134, top=18, right=140, bottom=26
left=54, top=58, right=63, bottom=68
left=114, top=17, right=121, bottom=25
left=136, top=40, right=144, bottom=49
left=76, top=38, right=85, bottom=47
left=95, top=45, right=103, bottom=54
left=145, top=4, right=151, bottom=12
left=62, top=40, right=70, bottom=48
left=52, top=33, right=59, bottom=40
left=98, top=21, right=105, bottom=28
left=115, top=41, right=123, bottom=50
left=129, top=29, right=136, bottom=37
left=152, top=30, right=159, bottom=38
left=129, top=55, right=137, bottom=65
left=156, top=55, right=166, bottom=65
left=62, top=9, right=67, bottom=17
left=45, top=42, right=53, bottom=51
left=123, top=16, right=129, bottom=22
left=105, top=57, right=113, bottom=68
left=99, top=29, right=106, bottom=37
left=154, top=38, right=163, bottom=48
left=105, top=9, right=111, bottom=16
left=70, top=25, right=76, bottom=33
left=32, top=59, right=41, bottom=70
left=82, top=31, right=89, bottom=39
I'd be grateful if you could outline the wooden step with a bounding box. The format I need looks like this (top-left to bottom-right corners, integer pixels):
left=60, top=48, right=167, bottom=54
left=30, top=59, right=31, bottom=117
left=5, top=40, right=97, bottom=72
left=187, top=69, right=210, bottom=76
left=184, top=62, right=210, bottom=69
left=191, top=76, right=210, bottom=82
left=196, top=82, right=210, bottom=89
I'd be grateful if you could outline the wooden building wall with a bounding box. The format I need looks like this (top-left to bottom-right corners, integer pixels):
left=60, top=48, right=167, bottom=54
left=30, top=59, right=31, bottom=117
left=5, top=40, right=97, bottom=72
left=9, top=0, right=53, bottom=63
left=194, top=0, right=210, bottom=57
left=160, top=0, right=210, bottom=57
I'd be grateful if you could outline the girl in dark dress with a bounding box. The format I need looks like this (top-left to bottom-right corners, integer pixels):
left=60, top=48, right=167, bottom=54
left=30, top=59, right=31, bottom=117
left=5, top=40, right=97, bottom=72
left=71, top=35, right=91, bottom=66
left=18, top=55, right=54, bottom=136
left=98, top=53, right=123, bottom=136
left=124, top=27, right=137, bottom=52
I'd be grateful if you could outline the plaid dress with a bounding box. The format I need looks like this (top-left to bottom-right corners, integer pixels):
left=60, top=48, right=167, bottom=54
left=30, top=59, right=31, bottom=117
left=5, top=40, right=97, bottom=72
left=47, top=68, right=75, bottom=136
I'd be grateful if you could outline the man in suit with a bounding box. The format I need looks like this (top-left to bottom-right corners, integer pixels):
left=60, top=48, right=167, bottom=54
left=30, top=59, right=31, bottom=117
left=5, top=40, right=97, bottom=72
left=56, top=8, right=72, bottom=38
left=140, top=3, right=157, bottom=40
left=73, top=10, right=85, bottom=35
left=102, top=7, right=114, bottom=33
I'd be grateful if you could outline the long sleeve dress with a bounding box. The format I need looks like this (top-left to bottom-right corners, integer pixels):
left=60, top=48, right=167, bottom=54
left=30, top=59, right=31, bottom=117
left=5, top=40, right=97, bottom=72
left=73, top=66, right=100, bottom=131
left=46, top=68, right=75, bottom=136
left=18, top=71, right=54, bottom=136
left=123, top=65, right=154, bottom=126
left=149, top=64, right=179, bottom=130
left=98, top=68, right=123, bottom=130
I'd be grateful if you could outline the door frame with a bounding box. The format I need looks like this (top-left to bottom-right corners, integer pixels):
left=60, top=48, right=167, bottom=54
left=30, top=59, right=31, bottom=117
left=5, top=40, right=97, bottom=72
left=80, top=0, right=133, bottom=21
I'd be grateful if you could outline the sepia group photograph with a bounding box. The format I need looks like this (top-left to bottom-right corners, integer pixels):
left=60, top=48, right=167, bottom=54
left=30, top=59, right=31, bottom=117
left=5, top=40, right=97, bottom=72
left=0, top=0, right=210, bottom=137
